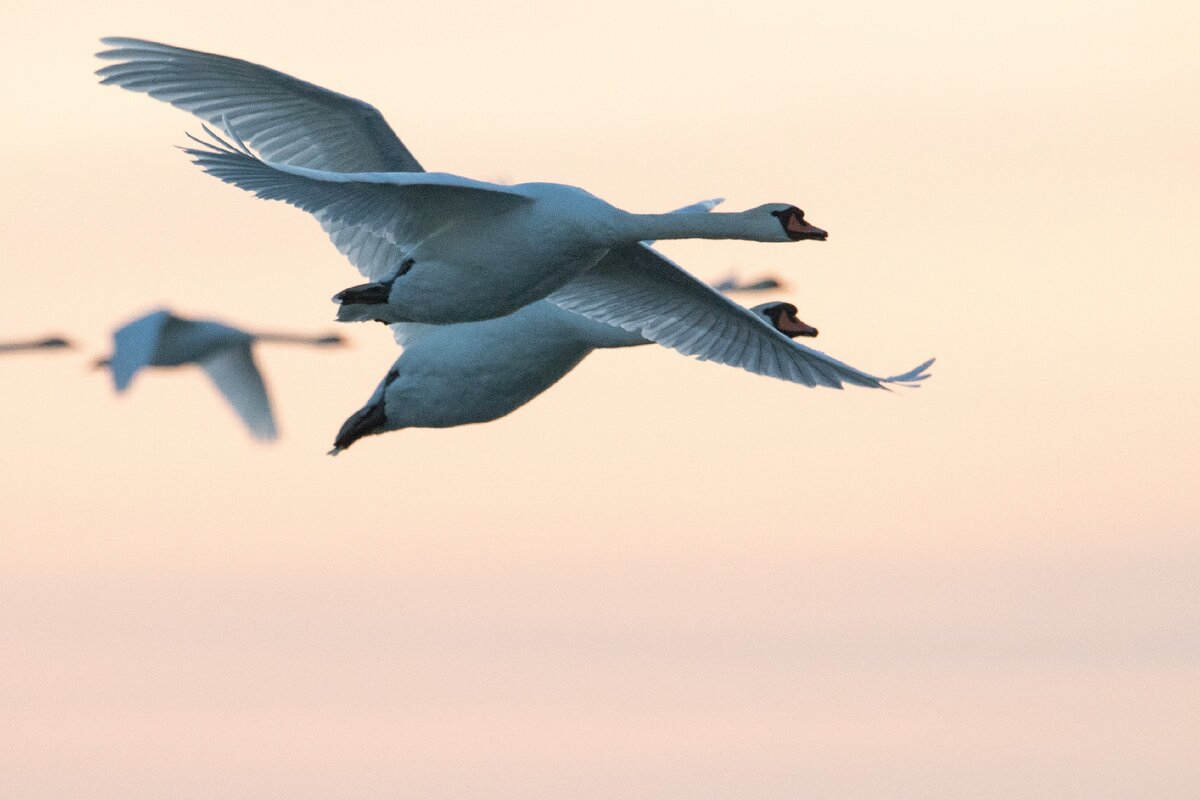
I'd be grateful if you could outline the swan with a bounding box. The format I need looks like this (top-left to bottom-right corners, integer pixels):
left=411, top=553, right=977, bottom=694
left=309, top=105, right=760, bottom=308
left=96, top=37, right=932, bottom=390
left=0, top=336, right=72, bottom=354
left=180, top=124, right=824, bottom=328
left=329, top=297, right=820, bottom=454
left=97, top=309, right=343, bottom=440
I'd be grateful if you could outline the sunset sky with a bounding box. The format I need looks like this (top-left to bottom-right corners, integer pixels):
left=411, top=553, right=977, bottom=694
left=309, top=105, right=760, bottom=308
left=3, top=1, right=1198, bottom=797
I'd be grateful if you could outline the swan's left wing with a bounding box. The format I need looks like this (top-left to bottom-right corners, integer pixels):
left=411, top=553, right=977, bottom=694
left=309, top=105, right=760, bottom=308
left=183, top=126, right=529, bottom=254
left=547, top=244, right=933, bottom=389
left=97, top=37, right=422, bottom=173
left=199, top=345, right=278, bottom=441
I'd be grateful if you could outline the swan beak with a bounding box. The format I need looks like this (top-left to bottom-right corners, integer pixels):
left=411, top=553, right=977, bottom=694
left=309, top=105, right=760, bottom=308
left=781, top=315, right=819, bottom=337
left=786, top=216, right=827, bottom=241
left=331, top=401, right=387, bottom=454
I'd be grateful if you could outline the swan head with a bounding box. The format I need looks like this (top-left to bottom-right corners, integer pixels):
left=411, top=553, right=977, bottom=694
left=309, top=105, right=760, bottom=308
left=757, top=204, right=827, bottom=242
left=751, top=301, right=819, bottom=337
left=36, top=336, right=73, bottom=349
left=328, top=369, right=401, bottom=455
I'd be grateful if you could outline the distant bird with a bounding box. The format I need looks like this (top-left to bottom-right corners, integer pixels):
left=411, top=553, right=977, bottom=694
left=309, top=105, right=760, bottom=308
left=330, top=299, right=821, bottom=455
left=0, top=336, right=72, bottom=354
left=98, top=309, right=343, bottom=440
left=96, top=36, right=931, bottom=391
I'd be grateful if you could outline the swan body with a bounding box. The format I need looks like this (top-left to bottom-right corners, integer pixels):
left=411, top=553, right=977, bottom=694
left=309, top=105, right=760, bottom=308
left=99, top=309, right=343, bottom=440
left=330, top=297, right=816, bottom=454
left=0, top=337, right=72, bottom=353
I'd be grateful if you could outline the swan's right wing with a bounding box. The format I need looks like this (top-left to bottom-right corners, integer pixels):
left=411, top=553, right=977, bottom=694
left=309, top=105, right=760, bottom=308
left=110, top=309, right=174, bottom=391
left=547, top=243, right=934, bottom=389
left=199, top=345, right=278, bottom=441
left=183, top=126, right=530, bottom=257
left=96, top=37, right=421, bottom=173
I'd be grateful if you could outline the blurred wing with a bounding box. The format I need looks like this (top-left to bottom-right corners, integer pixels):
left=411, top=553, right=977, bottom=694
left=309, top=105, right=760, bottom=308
left=183, top=126, right=529, bottom=255
left=199, top=345, right=278, bottom=440
left=547, top=244, right=934, bottom=389
left=96, top=36, right=421, bottom=172
left=710, top=274, right=784, bottom=292
left=110, top=309, right=173, bottom=391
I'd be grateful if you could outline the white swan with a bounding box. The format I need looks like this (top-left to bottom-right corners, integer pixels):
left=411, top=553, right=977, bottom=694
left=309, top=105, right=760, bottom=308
left=96, top=37, right=932, bottom=390
left=98, top=309, right=343, bottom=440
left=329, top=297, right=819, bottom=454
left=180, top=125, right=824, bottom=326
left=0, top=336, right=72, bottom=354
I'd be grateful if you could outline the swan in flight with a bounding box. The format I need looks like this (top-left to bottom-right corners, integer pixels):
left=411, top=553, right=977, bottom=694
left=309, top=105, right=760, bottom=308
left=98, top=309, right=343, bottom=440
left=324, top=203, right=926, bottom=453
left=0, top=336, right=72, bottom=354
left=330, top=298, right=819, bottom=454
left=180, top=124, right=824, bottom=327
left=96, top=37, right=931, bottom=390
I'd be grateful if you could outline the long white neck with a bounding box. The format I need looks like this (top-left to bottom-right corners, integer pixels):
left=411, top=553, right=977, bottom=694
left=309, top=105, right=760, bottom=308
left=252, top=332, right=343, bottom=347
left=603, top=210, right=770, bottom=245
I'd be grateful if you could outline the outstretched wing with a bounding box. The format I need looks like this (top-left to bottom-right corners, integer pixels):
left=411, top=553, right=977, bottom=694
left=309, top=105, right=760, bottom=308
left=182, top=126, right=530, bottom=255
left=110, top=309, right=174, bottom=391
left=198, top=345, right=278, bottom=441
left=547, top=244, right=934, bottom=389
left=96, top=36, right=421, bottom=173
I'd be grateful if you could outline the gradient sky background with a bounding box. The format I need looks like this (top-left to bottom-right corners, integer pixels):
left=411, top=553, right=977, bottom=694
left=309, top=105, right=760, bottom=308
left=2, top=1, right=1198, bottom=797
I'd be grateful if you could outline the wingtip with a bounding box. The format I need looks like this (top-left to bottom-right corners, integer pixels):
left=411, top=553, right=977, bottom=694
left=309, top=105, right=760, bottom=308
left=882, top=357, right=936, bottom=387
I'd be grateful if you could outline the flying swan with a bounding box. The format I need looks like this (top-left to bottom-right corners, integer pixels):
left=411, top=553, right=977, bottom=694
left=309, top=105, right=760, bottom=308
left=98, top=308, right=343, bottom=440
left=331, top=296, right=818, bottom=454
left=96, top=37, right=932, bottom=391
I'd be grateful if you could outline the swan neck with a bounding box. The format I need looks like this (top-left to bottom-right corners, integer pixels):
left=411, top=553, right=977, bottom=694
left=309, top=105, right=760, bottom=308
left=617, top=211, right=754, bottom=243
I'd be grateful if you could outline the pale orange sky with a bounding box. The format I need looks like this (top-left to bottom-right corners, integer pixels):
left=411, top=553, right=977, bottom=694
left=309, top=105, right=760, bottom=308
left=2, top=1, right=1199, bottom=797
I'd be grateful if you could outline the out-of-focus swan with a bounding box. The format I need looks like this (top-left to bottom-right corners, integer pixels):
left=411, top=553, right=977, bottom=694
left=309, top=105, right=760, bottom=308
left=96, top=37, right=931, bottom=391
left=329, top=299, right=821, bottom=455
left=0, top=337, right=72, bottom=354
left=97, top=309, right=343, bottom=440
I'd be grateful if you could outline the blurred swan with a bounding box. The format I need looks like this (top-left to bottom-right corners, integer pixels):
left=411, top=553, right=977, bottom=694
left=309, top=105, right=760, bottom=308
left=0, top=336, right=72, bottom=354
left=330, top=298, right=820, bottom=454
left=97, top=37, right=931, bottom=390
left=98, top=309, right=343, bottom=441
